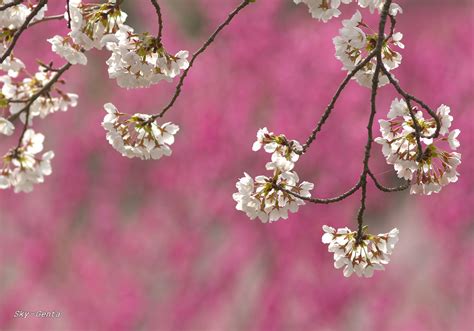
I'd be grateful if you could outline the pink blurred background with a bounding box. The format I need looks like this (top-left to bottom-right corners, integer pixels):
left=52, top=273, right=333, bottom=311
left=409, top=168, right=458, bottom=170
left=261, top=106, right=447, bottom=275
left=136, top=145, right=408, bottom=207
left=0, top=0, right=473, bottom=330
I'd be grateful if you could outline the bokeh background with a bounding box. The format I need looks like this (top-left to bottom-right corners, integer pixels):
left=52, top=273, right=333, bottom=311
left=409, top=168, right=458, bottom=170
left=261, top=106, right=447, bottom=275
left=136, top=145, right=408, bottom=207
left=0, top=0, right=473, bottom=330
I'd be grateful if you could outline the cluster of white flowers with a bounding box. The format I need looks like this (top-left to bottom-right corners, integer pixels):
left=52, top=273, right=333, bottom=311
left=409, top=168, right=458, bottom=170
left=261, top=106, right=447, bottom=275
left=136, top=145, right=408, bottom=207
left=252, top=127, right=303, bottom=170
left=101, top=103, right=179, bottom=160
left=0, top=0, right=47, bottom=30
left=0, top=45, right=25, bottom=78
left=48, top=0, right=189, bottom=87
left=333, top=10, right=404, bottom=87
left=0, top=129, right=54, bottom=193
left=292, top=0, right=401, bottom=22
left=106, top=26, right=189, bottom=88
left=375, top=99, right=461, bottom=195
left=1, top=66, right=78, bottom=123
left=322, top=225, right=399, bottom=277
left=67, top=0, right=127, bottom=51
left=233, top=128, right=313, bottom=222
left=47, top=35, right=87, bottom=65
left=48, top=0, right=127, bottom=65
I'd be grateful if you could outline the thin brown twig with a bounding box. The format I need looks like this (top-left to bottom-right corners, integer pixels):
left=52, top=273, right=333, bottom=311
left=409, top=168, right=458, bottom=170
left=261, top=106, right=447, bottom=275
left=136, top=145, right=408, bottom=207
left=355, top=0, right=392, bottom=243
left=149, top=0, right=164, bottom=42
left=276, top=181, right=362, bottom=205
left=367, top=170, right=409, bottom=192
left=0, top=0, right=48, bottom=64
left=300, top=50, right=377, bottom=154
left=151, top=0, right=253, bottom=120
left=66, top=0, right=71, bottom=28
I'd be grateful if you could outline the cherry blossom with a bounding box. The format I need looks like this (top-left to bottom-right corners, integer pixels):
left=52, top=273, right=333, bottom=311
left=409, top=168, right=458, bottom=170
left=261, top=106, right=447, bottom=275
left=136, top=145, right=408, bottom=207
left=322, top=225, right=399, bottom=277
left=102, top=103, right=179, bottom=160
left=375, top=99, right=461, bottom=195
left=0, top=129, right=54, bottom=193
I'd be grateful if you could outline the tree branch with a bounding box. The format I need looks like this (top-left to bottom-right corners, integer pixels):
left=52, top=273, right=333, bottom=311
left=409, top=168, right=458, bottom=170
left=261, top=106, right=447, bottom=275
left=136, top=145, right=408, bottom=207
left=149, top=0, right=164, bottom=42
left=355, top=0, right=392, bottom=243
left=367, top=170, right=409, bottom=192
left=0, top=0, right=48, bottom=64
left=275, top=181, right=362, bottom=205
left=8, top=63, right=72, bottom=123
left=151, top=0, right=253, bottom=120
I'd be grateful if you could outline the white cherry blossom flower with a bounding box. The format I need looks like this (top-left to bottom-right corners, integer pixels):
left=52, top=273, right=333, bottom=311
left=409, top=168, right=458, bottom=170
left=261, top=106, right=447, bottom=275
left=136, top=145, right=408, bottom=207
left=322, top=225, right=399, bottom=278
left=333, top=10, right=404, bottom=88
left=252, top=127, right=302, bottom=171
left=376, top=99, right=462, bottom=195
left=101, top=103, right=179, bottom=160
left=106, top=26, right=189, bottom=89
left=0, top=117, right=14, bottom=135
left=233, top=170, right=314, bottom=223
left=0, top=129, right=54, bottom=193
left=66, top=0, right=127, bottom=51
left=0, top=1, right=47, bottom=30
left=48, top=36, right=87, bottom=65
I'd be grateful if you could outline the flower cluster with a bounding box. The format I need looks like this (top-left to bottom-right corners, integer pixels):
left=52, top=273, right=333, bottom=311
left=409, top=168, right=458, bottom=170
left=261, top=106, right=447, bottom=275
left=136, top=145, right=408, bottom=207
left=333, top=10, right=404, bottom=87
left=322, top=225, right=399, bottom=277
left=102, top=103, right=179, bottom=160
left=1, top=66, right=78, bottom=123
left=0, top=0, right=47, bottom=30
left=0, top=129, right=54, bottom=193
left=292, top=0, right=402, bottom=22
left=67, top=0, right=127, bottom=51
left=375, top=99, right=461, bottom=195
left=106, top=26, right=189, bottom=88
left=49, top=0, right=127, bottom=65
left=233, top=128, right=313, bottom=222
left=252, top=127, right=302, bottom=170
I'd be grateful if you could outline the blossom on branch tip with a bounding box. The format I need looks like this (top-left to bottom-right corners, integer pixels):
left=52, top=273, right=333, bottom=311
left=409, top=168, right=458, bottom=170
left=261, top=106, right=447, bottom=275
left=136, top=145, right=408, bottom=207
left=322, top=225, right=399, bottom=278
left=0, top=129, right=54, bottom=193
left=105, top=25, right=189, bottom=89
left=66, top=0, right=127, bottom=51
left=252, top=127, right=302, bottom=170
left=233, top=170, right=314, bottom=223
left=101, top=103, right=179, bottom=160
left=375, top=99, right=462, bottom=195
left=333, top=10, right=404, bottom=88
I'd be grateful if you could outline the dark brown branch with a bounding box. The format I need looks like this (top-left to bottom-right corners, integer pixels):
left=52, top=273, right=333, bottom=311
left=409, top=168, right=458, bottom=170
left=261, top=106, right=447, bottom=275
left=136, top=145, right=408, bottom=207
left=300, top=51, right=377, bottom=154
left=355, top=0, right=392, bottom=243
left=8, top=63, right=72, bottom=123
left=66, top=0, right=71, bottom=28
left=151, top=0, right=253, bottom=120
left=149, top=0, right=164, bottom=42
left=276, top=181, right=362, bottom=205
left=367, top=170, right=409, bottom=192
left=0, top=0, right=48, bottom=64
left=0, top=0, right=23, bottom=11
